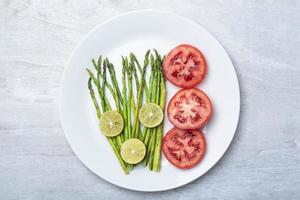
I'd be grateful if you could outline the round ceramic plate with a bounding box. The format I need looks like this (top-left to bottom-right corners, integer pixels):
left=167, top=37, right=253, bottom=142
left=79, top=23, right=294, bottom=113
left=60, top=10, right=240, bottom=192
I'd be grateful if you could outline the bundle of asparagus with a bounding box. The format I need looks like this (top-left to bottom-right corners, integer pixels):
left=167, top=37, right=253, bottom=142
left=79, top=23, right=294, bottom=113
left=87, top=50, right=165, bottom=174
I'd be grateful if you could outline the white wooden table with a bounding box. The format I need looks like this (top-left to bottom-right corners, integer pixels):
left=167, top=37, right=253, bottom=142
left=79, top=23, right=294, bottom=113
left=1, top=1, right=299, bottom=199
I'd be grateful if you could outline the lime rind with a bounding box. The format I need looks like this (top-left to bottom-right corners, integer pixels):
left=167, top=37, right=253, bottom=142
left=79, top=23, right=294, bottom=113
left=121, top=138, right=146, bottom=164
left=99, top=111, right=124, bottom=137
left=139, top=103, right=164, bottom=128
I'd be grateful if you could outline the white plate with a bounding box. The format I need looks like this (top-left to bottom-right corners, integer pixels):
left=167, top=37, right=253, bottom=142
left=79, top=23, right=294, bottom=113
left=60, top=10, right=240, bottom=192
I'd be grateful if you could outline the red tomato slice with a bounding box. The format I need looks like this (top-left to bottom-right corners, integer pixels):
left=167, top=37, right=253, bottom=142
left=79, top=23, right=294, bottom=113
left=163, top=128, right=206, bottom=169
left=167, top=88, right=212, bottom=129
left=163, top=44, right=207, bottom=88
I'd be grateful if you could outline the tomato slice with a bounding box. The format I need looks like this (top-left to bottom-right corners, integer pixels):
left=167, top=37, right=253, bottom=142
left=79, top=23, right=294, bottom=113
left=167, top=88, right=212, bottom=129
left=163, top=44, right=207, bottom=88
left=163, top=128, right=206, bottom=169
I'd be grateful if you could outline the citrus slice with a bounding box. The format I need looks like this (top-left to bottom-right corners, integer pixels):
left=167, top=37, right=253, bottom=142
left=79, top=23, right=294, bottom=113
left=99, top=111, right=124, bottom=137
left=139, top=103, right=164, bottom=128
left=121, top=138, right=146, bottom=164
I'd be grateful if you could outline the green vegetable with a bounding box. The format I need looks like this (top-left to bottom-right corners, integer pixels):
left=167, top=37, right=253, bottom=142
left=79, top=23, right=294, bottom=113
left=142, top=51, right=166, bottom=171
left=121, top=57, right=129, bottom=141
left=130, top=53, right=149, bottom=95
left=103, top=60, right=124, bottom=147
left=107, top=58, right=123, bottom=108
left=132, top=50, right=150, bottom=139
left=87, top=72, right=129, bottom=174
left=129, top=53, right=140, bottom=92
left=88, top=78, right=101, bottom=119
left=142, top=54, right=156, bottom=150
left=146, top=58, right=161, bottom=167
left=152, top=61, right=166, bottom=171
left=87, top=49, right=165, bottom=173
left=126, top=58, right=133, bottom=138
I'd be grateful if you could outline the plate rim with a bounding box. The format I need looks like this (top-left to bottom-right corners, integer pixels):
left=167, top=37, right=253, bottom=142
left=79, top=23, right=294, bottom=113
left=59, top=9, right=240, bottom=192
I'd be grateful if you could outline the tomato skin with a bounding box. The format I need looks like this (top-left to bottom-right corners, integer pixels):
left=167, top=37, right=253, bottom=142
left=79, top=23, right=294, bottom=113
left=163, top=44, right=207, bottom=88
left=167, top=88, right=212, bottom=129
left=162, top=128, right=206, bottom=169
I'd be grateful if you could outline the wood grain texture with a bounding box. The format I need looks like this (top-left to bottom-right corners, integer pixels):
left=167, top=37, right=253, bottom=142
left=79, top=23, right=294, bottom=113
left=0, top=0, right=299, bottom=199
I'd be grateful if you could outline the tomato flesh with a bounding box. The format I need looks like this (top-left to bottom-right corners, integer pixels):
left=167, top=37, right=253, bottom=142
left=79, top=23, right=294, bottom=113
left=163, top=44, right=206, bottom=88
left=163, top=128, right=206, bottom=169
left=168, top=88, right=212, bottom=129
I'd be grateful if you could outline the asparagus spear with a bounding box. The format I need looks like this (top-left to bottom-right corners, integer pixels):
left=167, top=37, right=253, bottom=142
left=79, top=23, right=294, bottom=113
left=142, top=51, right=166, bottom=170
left=90, top=58, right=117, bottom=111
left=143, top=54, right=160, bottom=166
left=87, top=74, right=129, bottom=174
left=95, top=56, right=102, bottom=88
left=148, top=72, right=161, bottom=169
left=92, top=58, right=99, bottom=72
left=106, top=58, right=123, bottom=107
left=129, top=53, right=140, bottom=92
left=121, top=57, right=129, bottom=141
left=130, top=53, right=143, bottom=74
left=130, top=53, right=149, bottom=96
left=132, top=50, right=150, bottom=139
left=101, top=59, right=108, bottom=109
left=129, top=55, right=143, bottom=139
left=141, top=55, right=154, bottom=146
left=126, top=57, right=133, bottom=139
left=103, top=59, right=124, bottom=146
left=142, top=54, right=155, bottom=147
left=152, top=56, right=166, bottom=171
left=128, top=57, right=137, bottom=118
left=152, top=79, right=166, bottom=171
left=88, top=78, right=101, bottom=119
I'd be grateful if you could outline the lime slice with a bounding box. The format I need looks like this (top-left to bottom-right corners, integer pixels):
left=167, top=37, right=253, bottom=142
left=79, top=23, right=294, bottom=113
left=99, top=111, right=124, bottom=137
left=139, top=103, right=163, bottom=128
left=121, top=138, right=146, bottom=164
